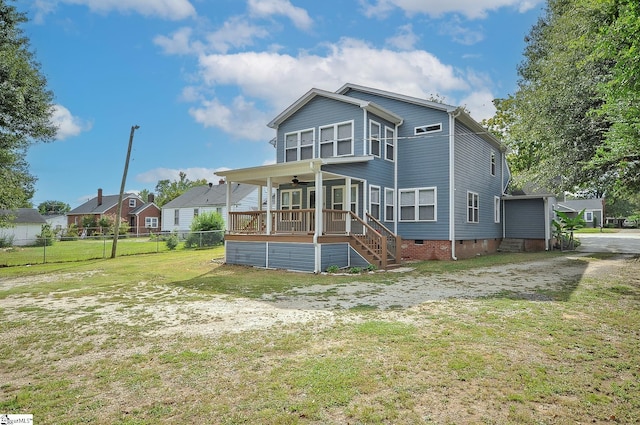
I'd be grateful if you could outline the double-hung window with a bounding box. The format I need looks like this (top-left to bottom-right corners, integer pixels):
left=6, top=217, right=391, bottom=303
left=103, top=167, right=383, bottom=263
left=145, top=217, right=158, bottom=228
left=399, top=188, right=436, bottom=221
left=369, top=121, right=381, bottom=157
left=129, top=199, right=136, bottom=207
left=494, top=196, right=500, bottom=223
left=332, top=185, right=358, bottom=213
left=468, top=192, right=479, bottom=223
left=285, top=129, right=314, bottom=162
left=385, top=126, right=395, bottom=161
left=369, top=186, right=381, bottom=220
left=490, top=152, right=496, bottom=176
left=174, top=210, right=179, bottom=225
left=320, top=121, right=353, bottom=158
left=385, top=188, right=395, bottom=222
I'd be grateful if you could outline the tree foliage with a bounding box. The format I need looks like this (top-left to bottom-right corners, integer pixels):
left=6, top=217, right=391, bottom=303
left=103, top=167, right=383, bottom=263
left=0, top=0, right=56, bottom=225
left=154, top=171, right=208, bottom=206
left=185, top=211, right=224, bottom=248
left=491, top=0, right=638, bottom=197
left=37, top=200, right=70, bottom=215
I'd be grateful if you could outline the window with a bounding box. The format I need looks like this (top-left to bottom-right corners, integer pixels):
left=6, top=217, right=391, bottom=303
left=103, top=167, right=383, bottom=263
left=385, top=188, right=395, bottom=222
left=320, top=121, right=353, bottom=158
left=468, top=192, right=479, bottom=223
left=332, top=185, right=358, bottom=213
left=308, top=187, right=327, bottom=209
left=490, top=152, right=496, bottom=176
left=129, top=199, right=136, bottom=207
left=415, top=123, right=442, bottom=135
left=280, top=189, right=302, bottom=210
left=494, top=196, right=500, bottom=223
left=385, top=126, right=395, bottom=161
left=174, top=209, right=179, bottom=225
left=399, top=188, right=436, bottom=221
left=584, top=211, right=593, bottom=222
left=193, top=208, right=199, bottom=217
left=369, top=121, right=381, bottom=157
left=285, top=128, right=314, bottom=162
left=145, top=217, right=158, bottom=228
left=369, top=186, right=380, bottom=219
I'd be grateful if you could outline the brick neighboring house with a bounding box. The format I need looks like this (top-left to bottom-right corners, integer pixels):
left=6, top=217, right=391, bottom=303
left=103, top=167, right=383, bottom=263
left=67, top=188, right=161, bottom=235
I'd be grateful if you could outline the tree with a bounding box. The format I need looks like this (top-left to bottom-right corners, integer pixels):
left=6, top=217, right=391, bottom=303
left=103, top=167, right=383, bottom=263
left=37, top=200, right=70, bottom=215
left=185, top=211, right=224, bottom=248
left=154, top=172, right=208, bottom=206
left=138, top=189, right=152, bottom=203
left=0, top=0, right=57, bottom=226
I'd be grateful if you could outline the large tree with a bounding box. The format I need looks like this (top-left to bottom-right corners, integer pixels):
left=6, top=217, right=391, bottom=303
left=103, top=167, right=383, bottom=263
left=0, top=0, right=56, bottom=225
left=154, top=171, right=208, bottom=206
left=37, top=200, right=70, bottom=215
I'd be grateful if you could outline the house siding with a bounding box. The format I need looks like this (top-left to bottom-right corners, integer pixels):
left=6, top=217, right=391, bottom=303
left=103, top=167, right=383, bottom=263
left=225, top=241, right=267, bottom=267
left=267, top=242, right=315, bottom=272
left=504, top=198, right=547, bottom=239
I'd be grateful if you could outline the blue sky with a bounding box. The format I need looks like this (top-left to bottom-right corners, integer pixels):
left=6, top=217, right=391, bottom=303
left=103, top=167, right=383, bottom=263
left=18, top=0, right=544, bottom=208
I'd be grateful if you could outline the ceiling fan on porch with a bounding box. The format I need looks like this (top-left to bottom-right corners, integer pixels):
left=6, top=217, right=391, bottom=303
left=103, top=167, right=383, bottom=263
left=291, top=176, right=309, bottom=187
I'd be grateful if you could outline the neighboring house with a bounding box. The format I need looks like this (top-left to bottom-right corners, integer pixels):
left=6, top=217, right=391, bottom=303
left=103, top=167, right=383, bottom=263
left=0, top=208, right=46, bottom=246
left=555, top=198, right=605, bottom=228
left=216, top=83, right=514, bottom=273
left=161, top=180, right=261, bottom=233
left=67, top=188, right=161, bottom=235
left=44, top=214, right=67, bottom=232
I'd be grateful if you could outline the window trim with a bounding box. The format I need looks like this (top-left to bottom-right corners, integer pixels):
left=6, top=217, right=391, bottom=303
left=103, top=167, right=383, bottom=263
left=145, top=217, right=158, bottom=228
left=494, top=196, right=500, bottom=223
left=129, top=198, right=136, bottom=207
left=284, top=128, right=315, bottom=162
left=193, top=208, right=199, bottom=218
left=468, top=191, right=479, bottom=223
left=331, top=184, right=358, bottom=213
left=384, top=188, right=395, bottom=222
left=384, top=126, right=395, bottom=162
left=584, top=211, right=594, bottom=222
left=369, top=185, right=381, bottom=220
left=280, top=189, right=303, bottom=210
left=173, top=209, right=179, bottom=225
left=490, top=152, right=496, bottom=176
left=399, top=187, right=437, bottom=222
left=369, top=120, right=381, bottom=157
left=319, top=120, right=354, bottom=158
left=414, top=123, right=443, bottom=135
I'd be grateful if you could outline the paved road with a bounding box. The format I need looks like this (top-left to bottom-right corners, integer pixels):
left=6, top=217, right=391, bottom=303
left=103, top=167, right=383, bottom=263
left=576, top=229, right=640, bottom=254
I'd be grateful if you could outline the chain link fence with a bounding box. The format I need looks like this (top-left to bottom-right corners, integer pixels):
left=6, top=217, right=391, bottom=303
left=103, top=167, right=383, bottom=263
left=0, top=230, right=225, bottom=267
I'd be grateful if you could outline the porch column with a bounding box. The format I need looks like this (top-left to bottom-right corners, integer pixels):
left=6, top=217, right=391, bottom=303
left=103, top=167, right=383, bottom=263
left=258, top=185, right=263, bottom=211
left=225, top=180, right=232, bottom=232
left=266, top=177, right=273, bottom=235
left=314, top=171, right=323, bottom=273
left=345, top=176, right=352, bottom=234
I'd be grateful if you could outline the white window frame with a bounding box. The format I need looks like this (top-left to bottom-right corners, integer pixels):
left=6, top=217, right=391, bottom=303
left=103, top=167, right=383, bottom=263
left=129, top=198, right=136, bottom=207
left=284, top=128, right=315, bottom=162
left=384, top=126, right=395, bottom=162
left=584, top=211, right=594, bottom=222
left=414, top=123, right=442, bottom=135
left=331, top=185, right=358, bottom=213
left=399, top=187, right=437, bottom=222
left=468, top=191, right=479, bottom=223
left=193, top=208, right=199, bottom=218
left=280, top=189, right=302, bottom=210
left=369, top=120, right=381, bottom=157
left=490, top=152, right=496, bottom=176
left=307, top=187, right=327, bottom=209
left=145, top=217, right=158, bottom=228
left=173, top=209, right=179, bottom=225
left=494, top=196, right=500, bottom=223
left=320, top=121, right=354, bottom=158
left=369, top=185, right=381, bottom=220
left=384, top=188, right=395, bottom=222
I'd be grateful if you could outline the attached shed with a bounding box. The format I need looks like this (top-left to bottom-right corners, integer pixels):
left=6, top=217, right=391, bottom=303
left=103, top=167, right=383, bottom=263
left=0, top=208, right=47, bottom=246
left=502, top=194, right=556, bottom=251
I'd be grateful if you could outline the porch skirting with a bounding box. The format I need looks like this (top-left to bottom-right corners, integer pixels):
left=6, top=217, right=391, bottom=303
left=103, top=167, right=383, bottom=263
left=225, top=236, right=369, bottom=273
left=401, top=238, right=503, bottom=261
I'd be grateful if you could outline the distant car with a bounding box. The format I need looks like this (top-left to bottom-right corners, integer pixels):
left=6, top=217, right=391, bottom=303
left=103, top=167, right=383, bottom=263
left=622, top=219, right=637, bottom=228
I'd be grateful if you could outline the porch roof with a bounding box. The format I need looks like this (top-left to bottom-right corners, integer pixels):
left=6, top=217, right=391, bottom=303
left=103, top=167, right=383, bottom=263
left=215, top=157, right=373, bottom=187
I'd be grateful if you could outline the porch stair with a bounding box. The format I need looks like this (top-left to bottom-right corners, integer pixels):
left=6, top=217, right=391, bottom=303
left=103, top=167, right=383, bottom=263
left=348, top=212, right=402, bottom=270
left=498, top=238, right=525, bottom=253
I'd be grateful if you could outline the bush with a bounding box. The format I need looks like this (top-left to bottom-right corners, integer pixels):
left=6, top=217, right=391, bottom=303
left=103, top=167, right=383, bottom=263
left=185, top=212, right=225, bottom=248
left=35, top=224, right=55, bottom=246
left=62, top=224, right=79, bottom=241
left=166, top=232, right=179, bottom=250
left=0, top=234, right=14, bottom=248
left=326, top=265, right=340, bottom=273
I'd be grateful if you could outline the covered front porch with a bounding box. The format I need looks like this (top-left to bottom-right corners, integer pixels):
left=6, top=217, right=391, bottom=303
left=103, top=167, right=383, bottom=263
left=216, top=159, right=401, bottom=272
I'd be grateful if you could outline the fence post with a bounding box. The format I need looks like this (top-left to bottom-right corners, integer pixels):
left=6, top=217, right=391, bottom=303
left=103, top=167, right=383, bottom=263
left=103, top=235, right=107, bottom=258
left=43, top=236, right=47, bottom=264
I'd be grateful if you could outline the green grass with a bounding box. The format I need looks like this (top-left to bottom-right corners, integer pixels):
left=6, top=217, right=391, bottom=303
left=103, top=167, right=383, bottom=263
left=0, top=250, right=638, bottom=424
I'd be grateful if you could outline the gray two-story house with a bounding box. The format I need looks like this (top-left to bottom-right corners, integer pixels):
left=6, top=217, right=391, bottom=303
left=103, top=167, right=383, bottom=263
left=216, top=83, right=512, bottom=273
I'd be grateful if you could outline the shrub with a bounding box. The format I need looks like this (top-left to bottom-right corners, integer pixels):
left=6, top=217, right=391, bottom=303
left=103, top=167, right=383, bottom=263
left=326, top=265, right=340, bottom=273
left=62, top=224, right=79, bottom=241
left=185, top=212, right=224, bottom=248
left=166, top=232, right=179, bottom=250
left=366, top=263, right=377, bottom=272
left=349, top=266, right=362, bottom=274
left=0, top=234, right=14, bottom=248
left=35, top=224, right=55, bottom=246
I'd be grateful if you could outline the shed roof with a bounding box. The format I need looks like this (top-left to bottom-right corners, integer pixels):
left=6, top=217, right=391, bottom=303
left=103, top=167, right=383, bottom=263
left=0, top=208, right=46, bottom=224
left=162, top=183, right=257, bottom=209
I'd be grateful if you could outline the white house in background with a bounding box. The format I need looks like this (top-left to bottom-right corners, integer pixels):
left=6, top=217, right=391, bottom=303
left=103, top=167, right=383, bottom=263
left=161, top=180, right=261, bottom=233
left=555, top=198, right=605, bottom=228
left=44, top=214, right=67, bottom=232
left=0, top=208, right=46, bottom=246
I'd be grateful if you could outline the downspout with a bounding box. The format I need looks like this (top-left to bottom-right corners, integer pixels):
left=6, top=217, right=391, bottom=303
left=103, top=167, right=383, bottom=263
left=266, top=177, right=272, bottom=268
left=394, top=123, right=400, bottom=234
left=449, top=109, right=462, bottom=260
left=312, top=163, right=323, bottom=273
left=544, top=196, right=550, bottom=250
left=363, top=108, right=368, bottom=156
left=225, top=180, right=232, bottom=264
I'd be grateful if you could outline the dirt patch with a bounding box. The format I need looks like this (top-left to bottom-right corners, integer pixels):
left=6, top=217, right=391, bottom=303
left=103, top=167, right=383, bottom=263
left=0, top=253, right=626, bottom=339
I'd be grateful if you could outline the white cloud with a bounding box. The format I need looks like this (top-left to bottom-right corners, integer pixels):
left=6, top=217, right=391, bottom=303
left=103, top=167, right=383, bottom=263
left=34, top=0, right=196, bottom=21
left=154, top=27, right=203, bottom=55
left=51, top=104, right=92, bottom=140
left=458, top=89, right=496, bottom=121
left=385, top=24, right=419, bottom=50
left=205, top=16, right=271, bottom=53
left=136, top=167, right=219, bottom=184
left=439, top=16, right=484, bottom=45
left=248, top=0, right=313, bottom=30
left=361, top=0, right=544, bottom=20
left=189, top=96, right=272, bottom=141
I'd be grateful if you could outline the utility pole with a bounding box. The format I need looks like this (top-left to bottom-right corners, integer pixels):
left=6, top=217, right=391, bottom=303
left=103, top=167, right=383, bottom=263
left=111, top=125, right=140, bottom=259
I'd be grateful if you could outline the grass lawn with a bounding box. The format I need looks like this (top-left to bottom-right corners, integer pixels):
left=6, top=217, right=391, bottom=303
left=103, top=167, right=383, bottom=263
left=0, top=250, right=638, bottom=424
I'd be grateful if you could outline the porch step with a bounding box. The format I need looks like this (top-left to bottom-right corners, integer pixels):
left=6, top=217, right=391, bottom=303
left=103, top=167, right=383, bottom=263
left=350, top=236, right=397, bottom=270
left=498, top=238, right=525, bottom=253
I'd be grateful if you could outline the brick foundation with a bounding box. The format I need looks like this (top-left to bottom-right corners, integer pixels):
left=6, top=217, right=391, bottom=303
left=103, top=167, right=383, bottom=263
left=401, top=238, right=502, bottom=261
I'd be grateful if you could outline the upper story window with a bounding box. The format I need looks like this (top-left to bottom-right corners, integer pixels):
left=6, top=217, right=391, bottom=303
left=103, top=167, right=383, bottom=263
left=399, top=187, right=436, bottom=221
left=385, top=126, right=395, bottom=162
left=285, top=129, right=314, bottom=162
left=415, top=123, right=442, bottom=135
left=490, top=152, right=496, bottom=176
left=320, top=121, right=353, bottom=158
left=129, top=199, right=136, bottom=207
left=369, top=120, right=381, bottom=157
left=468, top=192, right=479, bottom=223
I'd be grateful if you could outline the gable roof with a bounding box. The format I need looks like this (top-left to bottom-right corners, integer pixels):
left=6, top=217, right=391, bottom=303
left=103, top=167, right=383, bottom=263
left=0, top=208, right=46, bottom=224
left=557, top=198, right=604, bottom=212
left=162, top=183, right=257, bottom=209
left=267, top=87, right=403, bottom=129
left=130, top=202, right=160, bottom=215
left=69, top=193, right=140, bottom=215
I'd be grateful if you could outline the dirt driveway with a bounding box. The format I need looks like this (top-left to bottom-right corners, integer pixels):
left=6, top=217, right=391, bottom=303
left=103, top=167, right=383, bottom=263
left=0, top=252, right=627, bottom=339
